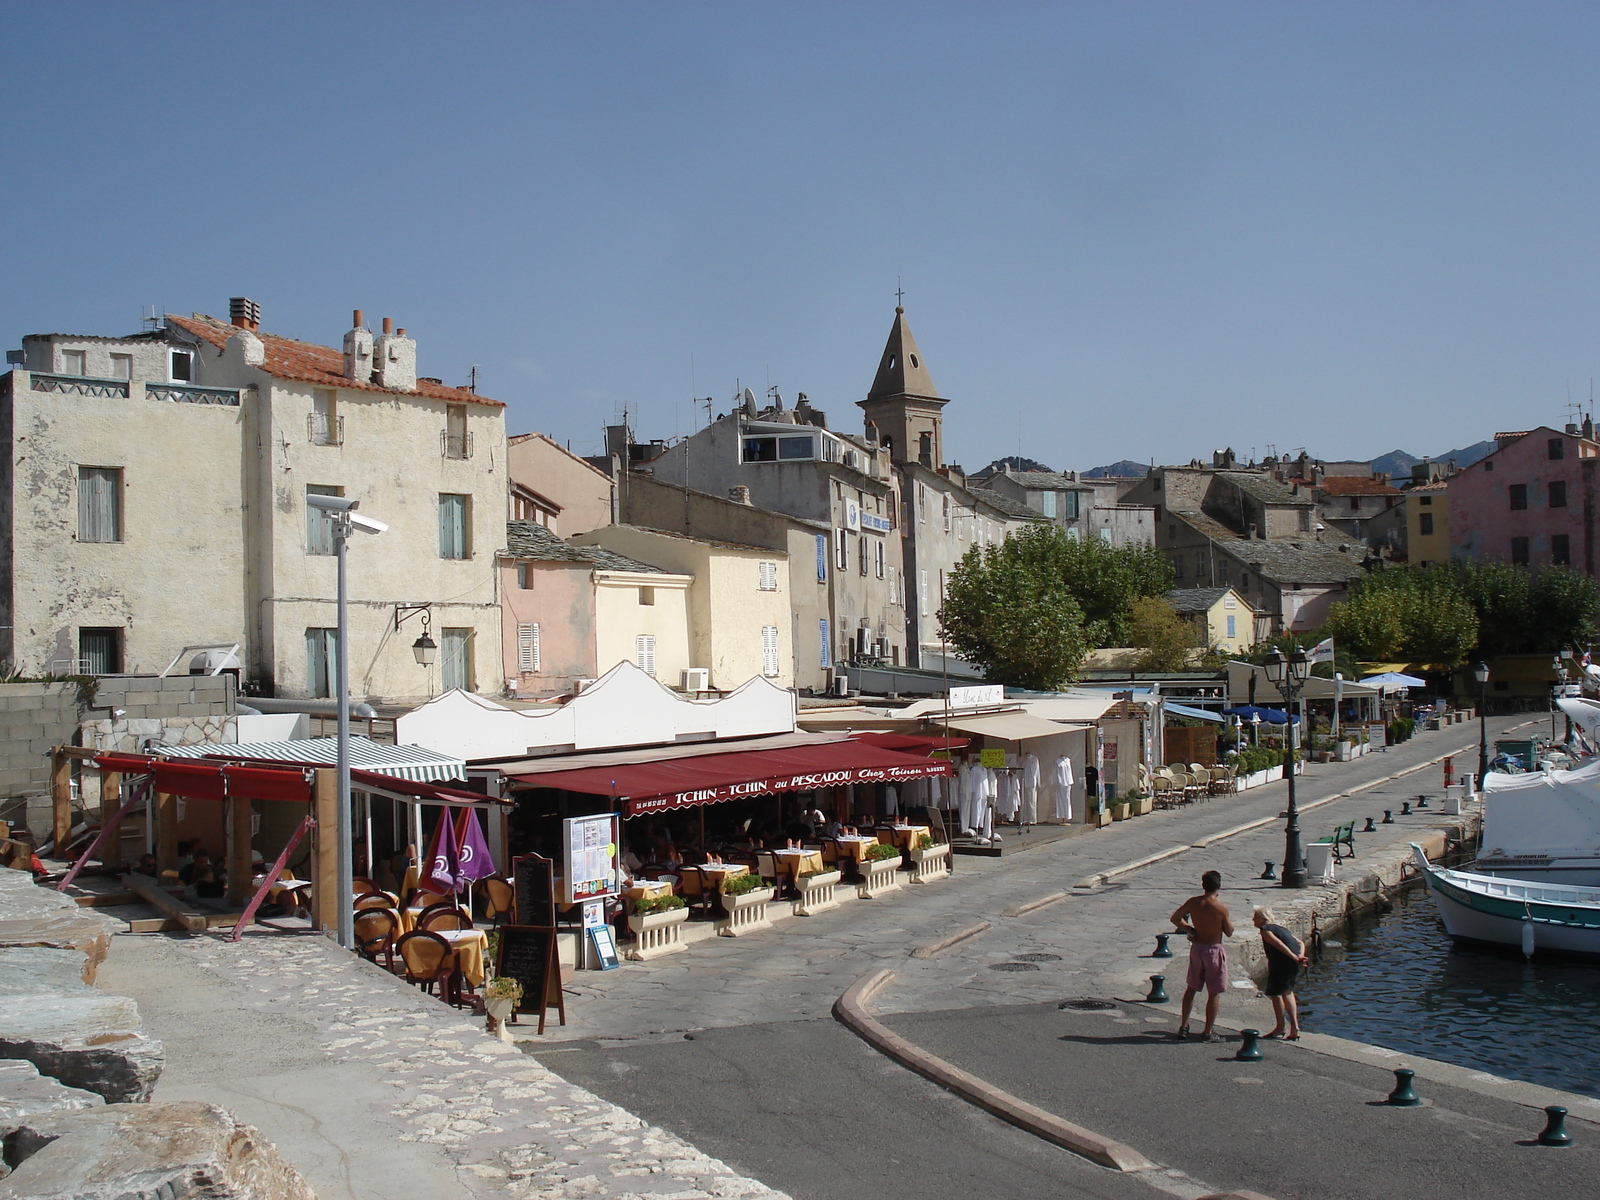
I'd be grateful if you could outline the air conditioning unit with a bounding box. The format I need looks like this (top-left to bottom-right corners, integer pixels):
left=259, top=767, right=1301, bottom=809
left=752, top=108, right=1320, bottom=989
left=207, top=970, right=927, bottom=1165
left=573, top=678, right=597, bottom=695
left=681, top=667, right=710, bottom=692
left=832, top=673, right=851, bottom=697
left=875, top=638, right=891, bottom=659
left=855, top=628, right=871, bottom=655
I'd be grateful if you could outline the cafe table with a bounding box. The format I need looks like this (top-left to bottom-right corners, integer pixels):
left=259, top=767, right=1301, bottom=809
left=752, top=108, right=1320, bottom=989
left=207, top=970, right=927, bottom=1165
left=771, top=848, right=825, bottom=881
left=832, top=835, right=880, bottom=863
left=434, top=927, right=489, bottom=987
left=888, top=824, right=931, bottom=851
left=624, top=879, right=674, bottom=903
left=264, top=872, right=313, bottom=907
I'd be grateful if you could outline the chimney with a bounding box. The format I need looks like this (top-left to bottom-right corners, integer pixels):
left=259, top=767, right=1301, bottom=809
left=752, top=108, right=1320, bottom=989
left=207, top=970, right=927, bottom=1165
left=342, top=309, right=373, bottom=383
left=728, top=486, right=752, bottom=506
left=372, top=317, right=416, bottom=391
left=229, top=297, right=261, bottom=331
left=1586, top=415, right=1595, bottom=441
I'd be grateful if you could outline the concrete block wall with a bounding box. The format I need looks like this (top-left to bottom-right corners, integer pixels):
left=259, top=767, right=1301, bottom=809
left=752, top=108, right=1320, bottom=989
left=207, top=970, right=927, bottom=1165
left=0, top=682, right=82, bottom=834
left=92, top=673, right=235, bottom=722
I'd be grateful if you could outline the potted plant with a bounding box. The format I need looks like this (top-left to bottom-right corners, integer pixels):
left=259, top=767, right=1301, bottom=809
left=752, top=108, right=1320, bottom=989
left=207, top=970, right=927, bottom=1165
left=794, top=867, right=843, bottom=914
left=1110, top=795, right=1131, bottom=821
left=1092, top=798, right=1113, bottom=827
left=859, top=842, right=906, bottom=898
left=626, top=893, right=689, bottom=960
left=907, top=833, right=951, bottom=884
left=1130, top=790, right=1155, bottom=817
left=718, top=870, right=776, bottom=936
left=483, top=975, right=523, bottom=1038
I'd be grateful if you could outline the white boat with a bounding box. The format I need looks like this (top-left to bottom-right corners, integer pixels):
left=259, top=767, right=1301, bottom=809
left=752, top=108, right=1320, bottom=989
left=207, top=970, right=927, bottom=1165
left=1411, top=844, right=1600, bottom=957
left=1475, top=747, right=1600, bottom=886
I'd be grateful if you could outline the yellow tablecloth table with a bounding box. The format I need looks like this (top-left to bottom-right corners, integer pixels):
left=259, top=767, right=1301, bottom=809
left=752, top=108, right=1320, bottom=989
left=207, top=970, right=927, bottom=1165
left=771, top=849, right=825, bottom=879
left=833, top=836, right=879, bottom=863
left=888, top=825, right=930, bottom=850
left=624, top=880, right=673, bottom=903
left=435, top=928, right=488, bottom=987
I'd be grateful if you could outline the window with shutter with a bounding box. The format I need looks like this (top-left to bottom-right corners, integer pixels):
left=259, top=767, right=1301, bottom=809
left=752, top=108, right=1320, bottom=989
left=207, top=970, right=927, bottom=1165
left=305, top=628, right=339, bottom=698
left=438, top=493, right=470, bottom=559
left=758, top=561, right=778, bottom=591
left=761, top=625, right=779, bottom=677
left=635, top=634, right=657, bottom=676
left=78, top=628, right=122, bottom=675
left=77, top=467, right=122, bottom=542
left=1041, top=491, right=1056, bottom=519
left=920, top=570, right=929, bottom=616
left=858, top=534, right=868, bottom=575
left=835, top=529, right=848, bottom=570
left=306, top=484, right=341, bottom=555
left=874, top=540, right=885, bottom=578
left=517, top=623, right=541, bottom=673
left=441, top=628, right=473, bottom=691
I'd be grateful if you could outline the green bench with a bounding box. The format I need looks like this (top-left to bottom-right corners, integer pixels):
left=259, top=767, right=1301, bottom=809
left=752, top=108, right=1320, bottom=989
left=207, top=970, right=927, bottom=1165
left=1316, top=820, right=1356, bottom=862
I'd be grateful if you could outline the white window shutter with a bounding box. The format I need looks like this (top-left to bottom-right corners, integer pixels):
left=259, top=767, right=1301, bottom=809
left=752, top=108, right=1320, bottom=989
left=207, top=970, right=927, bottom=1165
left=920, top=570, right=929, bottom=617
left=761, top=625, right=779, bottom=677
left=518, top=623, right=540, bottom=672
left=636, top=634, right=656, bottom=676
left=759, top=561, right=778, bottom=591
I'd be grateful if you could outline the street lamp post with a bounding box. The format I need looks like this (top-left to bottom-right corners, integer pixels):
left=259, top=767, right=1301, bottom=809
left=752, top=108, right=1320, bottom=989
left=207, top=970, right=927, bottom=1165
left=1473, top=660, right=1490, bottom=790
left=1265, top=646, right=1311, bottom=889
left=307, top=494, right=388, bottom=950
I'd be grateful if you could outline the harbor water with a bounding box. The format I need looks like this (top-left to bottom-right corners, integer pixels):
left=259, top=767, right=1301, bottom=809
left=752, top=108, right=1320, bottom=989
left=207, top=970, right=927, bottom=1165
left=1295, top=881, right=1600, bottom=1098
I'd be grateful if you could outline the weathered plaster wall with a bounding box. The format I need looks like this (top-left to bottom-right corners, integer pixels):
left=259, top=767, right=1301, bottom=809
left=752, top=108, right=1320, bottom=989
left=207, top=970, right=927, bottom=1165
left=507, top=432, right=614, bottom=535
left=593, top=571, right=691, bottom=687
left=499, top=558, right=598, bottom=696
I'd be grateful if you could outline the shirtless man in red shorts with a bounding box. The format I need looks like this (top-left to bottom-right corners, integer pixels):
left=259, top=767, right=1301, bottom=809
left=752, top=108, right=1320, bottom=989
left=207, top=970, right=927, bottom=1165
left=1169, top=870, right=1232, bottom=1042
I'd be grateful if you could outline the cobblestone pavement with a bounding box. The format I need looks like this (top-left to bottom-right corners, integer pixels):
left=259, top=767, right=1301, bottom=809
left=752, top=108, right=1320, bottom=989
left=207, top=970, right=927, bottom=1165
left=552, top=717, right=1535, bottom=1041
left=101, top=930, right=789, bottom=1200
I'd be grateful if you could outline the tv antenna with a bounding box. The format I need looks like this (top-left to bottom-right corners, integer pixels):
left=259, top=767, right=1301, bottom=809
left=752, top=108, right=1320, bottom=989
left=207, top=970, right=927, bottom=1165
left=467, top=365, right=478, bottom=394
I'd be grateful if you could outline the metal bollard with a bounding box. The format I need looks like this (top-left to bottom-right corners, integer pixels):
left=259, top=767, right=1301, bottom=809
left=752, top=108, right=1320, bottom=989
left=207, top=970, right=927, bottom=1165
left=1153, top=933, right=1174, bottom=958
left=1382, top=809, right=1394, bottom=824
left=1416, top=793, right=1429, bottom=809
left=1235, top=1029, right=1263, bottom=1061
left=1538, top=1106, right=1573, bottom=1146
left=1363, top=817, right=1377, bottom=833
left=1386, top=1068, right=1422, bottom=1106
left=1401, top=801, right=1412, bottom=815
left=1259, top=861, right=1278, bottom=880
left=1147, top=974, right=1169, bottom=1003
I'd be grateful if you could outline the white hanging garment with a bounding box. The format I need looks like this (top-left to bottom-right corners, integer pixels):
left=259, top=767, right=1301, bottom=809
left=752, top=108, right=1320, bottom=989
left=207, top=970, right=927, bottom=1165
left=1000, top=772, right=1020, bottom=820
left=1021, top=754, right=1040, bottom=824
left=928, top=772, right=944, bottom=810
left=1052, top=754, right=1075, bottom=821
left=957, top=762, right=975, bottom=831
left=885, top=785, right=899, bottom=817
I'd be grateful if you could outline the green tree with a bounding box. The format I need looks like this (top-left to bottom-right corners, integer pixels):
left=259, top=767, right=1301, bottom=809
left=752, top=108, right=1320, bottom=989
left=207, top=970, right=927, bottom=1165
left=1529, top=566, right=1600, bottom=651
left=939, top=531, right=1090, bottom=690
left=1051, top=535, right=1175, bottom=645
left=1126, top=597, right=1200, bottom=671
left=1321, top=589, right=1405, bottom=661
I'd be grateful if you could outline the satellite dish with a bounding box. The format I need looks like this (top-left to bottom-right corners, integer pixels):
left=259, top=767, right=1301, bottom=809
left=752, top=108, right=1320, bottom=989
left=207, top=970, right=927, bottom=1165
left=741, top=387, right=757, bottom=416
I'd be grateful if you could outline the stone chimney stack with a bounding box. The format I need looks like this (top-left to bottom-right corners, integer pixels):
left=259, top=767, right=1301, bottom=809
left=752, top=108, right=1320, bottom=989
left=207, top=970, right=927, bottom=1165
left=343, top=309, right=373, bottom=383
left=728, top=486, right=752, bottom=506
left=229, top=297, right=261, bottom=331
left=372, top=316, right=417, bottom=391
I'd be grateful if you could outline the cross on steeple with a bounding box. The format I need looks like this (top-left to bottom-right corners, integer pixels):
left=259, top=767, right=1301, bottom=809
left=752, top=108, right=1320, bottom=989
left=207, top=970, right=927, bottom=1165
left=895, top=277, right=904, bottom=309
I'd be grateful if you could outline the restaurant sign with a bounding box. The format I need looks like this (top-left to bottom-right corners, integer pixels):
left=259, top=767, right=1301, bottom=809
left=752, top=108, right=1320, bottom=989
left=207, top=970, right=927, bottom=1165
left=628, top=759, right=950, bottom=816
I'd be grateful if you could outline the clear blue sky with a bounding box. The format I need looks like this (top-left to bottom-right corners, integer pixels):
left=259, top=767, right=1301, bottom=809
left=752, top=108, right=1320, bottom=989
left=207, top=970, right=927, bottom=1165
left=7, top=2, right=1600, bottom=471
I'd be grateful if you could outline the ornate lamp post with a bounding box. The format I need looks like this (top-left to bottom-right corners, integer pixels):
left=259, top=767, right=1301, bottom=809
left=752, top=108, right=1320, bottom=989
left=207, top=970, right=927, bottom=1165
left=1473, top=660, right=1490, bottom=789
left=1265, top=646, right=1310, bottom=889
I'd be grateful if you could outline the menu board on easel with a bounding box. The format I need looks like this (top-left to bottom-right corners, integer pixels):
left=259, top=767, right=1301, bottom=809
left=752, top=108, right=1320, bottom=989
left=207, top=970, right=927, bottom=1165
left=496, top=924, right=565, bottom=1034
left=513, top=853, right=556, bottom=928
left=562, top=813, right=619, bottom=905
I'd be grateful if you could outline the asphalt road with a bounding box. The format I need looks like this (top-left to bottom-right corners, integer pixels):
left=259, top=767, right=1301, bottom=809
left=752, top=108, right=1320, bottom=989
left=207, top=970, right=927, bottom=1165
left=885, top=1001, right=1599, bottom=1200
left=529, top=1020, right=1175, bottom=1200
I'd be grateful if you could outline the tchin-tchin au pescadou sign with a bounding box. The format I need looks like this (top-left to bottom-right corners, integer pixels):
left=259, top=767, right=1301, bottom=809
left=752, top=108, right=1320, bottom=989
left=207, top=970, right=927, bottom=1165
left=629, top=760, right=950, bottom=816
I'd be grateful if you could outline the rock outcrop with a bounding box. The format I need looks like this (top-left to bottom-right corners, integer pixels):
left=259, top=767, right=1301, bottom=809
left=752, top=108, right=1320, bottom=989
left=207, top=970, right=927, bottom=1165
left=0, top=1101, right=315, bottom=1200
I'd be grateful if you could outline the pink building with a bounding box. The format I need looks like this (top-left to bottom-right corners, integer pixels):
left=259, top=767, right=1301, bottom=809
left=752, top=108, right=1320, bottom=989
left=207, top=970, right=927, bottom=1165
left=1448, top=424, right=1599, bottom=572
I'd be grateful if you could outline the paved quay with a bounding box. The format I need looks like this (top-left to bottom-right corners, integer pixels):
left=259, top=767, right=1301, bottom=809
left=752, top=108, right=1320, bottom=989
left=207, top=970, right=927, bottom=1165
left=542, top=716, right=1533, bottom=1042
left=97, top=929, right=789, bottom=1200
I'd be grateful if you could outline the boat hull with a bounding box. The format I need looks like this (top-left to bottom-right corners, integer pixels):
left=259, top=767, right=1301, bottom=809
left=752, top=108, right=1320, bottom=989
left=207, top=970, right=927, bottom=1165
left=1413, top=843, right=1600, bottom=957
left=1429, top=882, right=1600, bottom=955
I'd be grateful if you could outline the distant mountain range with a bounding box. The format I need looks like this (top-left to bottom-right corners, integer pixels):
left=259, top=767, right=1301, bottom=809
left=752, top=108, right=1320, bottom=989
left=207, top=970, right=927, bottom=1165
left=1081, top=459, right=1150, bottom=479
left=1369, top=441, right=1495, bottom=480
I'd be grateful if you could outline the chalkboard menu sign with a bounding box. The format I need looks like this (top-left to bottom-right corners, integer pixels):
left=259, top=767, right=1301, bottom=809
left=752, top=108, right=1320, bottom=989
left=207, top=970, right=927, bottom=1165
left=495, top=924, right=565, bottom=1034
left=513, top=853, right=556, bottom=928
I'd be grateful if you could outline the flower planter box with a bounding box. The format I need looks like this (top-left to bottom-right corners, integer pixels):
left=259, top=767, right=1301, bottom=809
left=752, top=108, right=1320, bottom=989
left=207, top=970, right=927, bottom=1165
left=1132, top=797, right=1154, bottom=816
left=627, top=906, right=689, bottom=960
left=717, top=886, right=776, bottom=937
left=858, top=855, right=905, bottom=899
left=1110, top=803, right=1130, bottom=822
left=794, top=870, right=843, bottom=915
left=1092, top=808, right=1113, bottom=828
left=908, top=843, right=950, bottom=885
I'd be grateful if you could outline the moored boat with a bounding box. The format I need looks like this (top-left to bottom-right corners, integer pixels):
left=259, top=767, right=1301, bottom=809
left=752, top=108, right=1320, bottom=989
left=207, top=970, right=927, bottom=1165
left=1411, top=844, right=1600, bottom=957
left=1475, top=754, right=1600, bottom=886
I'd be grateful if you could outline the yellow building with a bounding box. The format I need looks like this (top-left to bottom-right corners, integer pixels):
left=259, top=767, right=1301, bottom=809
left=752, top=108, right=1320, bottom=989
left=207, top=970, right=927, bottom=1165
left=1167, top=586, right=1262, bottom=655
left=1406, top=481, right=1449, bottom=566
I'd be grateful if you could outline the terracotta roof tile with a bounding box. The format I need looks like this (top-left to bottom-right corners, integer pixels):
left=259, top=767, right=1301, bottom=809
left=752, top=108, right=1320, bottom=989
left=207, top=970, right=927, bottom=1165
left=166, top=313, right=504, bottom=408
left=1311, top=476, right=1401, bottom=497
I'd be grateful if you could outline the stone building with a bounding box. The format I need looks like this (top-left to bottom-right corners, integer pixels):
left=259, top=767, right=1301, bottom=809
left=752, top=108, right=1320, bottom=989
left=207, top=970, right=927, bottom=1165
left=972, top=465, right=1155, bottom=548
left=506, top=430, right=615, bottom=535
left=1, top=301, right=506, bottom=703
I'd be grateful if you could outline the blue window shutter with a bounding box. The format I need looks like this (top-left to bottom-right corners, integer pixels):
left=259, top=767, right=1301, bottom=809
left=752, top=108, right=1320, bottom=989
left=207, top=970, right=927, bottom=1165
left=815, top=534, right=827, bottom=581
left=819, top=619, right=831, bottom=668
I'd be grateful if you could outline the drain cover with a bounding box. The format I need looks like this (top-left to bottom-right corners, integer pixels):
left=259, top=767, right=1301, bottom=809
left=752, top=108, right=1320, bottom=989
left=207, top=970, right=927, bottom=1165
left=1059, top=998, right=1119, bottom=1011
left=1016, top=952, right=1062, bottom=962
left=989, top=961, right=1041, bottom=972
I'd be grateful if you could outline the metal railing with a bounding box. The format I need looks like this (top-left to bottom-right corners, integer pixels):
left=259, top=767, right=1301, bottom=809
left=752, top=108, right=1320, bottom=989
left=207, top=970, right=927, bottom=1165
left=147, top=382, right=242, bottom=406
left=31, top=373, right=129, bottom=398
left=441, top=430, right=473, bottom=459
left=307, top=413, right=345, bottom=446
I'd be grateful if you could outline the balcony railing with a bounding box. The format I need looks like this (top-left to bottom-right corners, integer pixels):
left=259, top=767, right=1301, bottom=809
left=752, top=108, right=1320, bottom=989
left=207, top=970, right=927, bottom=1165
left=442, top=430, right=473, bottom=460
left=308, top=413, right=345, bottom=446
left=31, top=373, right=129, bottom=398
left=147, top=382, right=241, bottom=406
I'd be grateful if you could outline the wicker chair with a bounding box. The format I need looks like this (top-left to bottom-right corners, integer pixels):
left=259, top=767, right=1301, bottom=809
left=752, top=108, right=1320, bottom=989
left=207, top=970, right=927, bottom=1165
left=481, top=876, right=515, bottom=927
left=395, top=930, right=461, bottom=1004
left=354, top=892, right=395, bottom=911
left=419, top=906, right=474, bottom=932
left=1152, top=774, right=1179, bottom=810
left=354, top=908, right=398, bottom=970
left=352, top=877, right=381, bottom=895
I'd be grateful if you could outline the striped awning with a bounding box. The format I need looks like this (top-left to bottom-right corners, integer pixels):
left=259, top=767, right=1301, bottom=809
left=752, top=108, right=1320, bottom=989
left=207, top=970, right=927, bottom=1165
left=162, top=736, right=465, bottom=782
